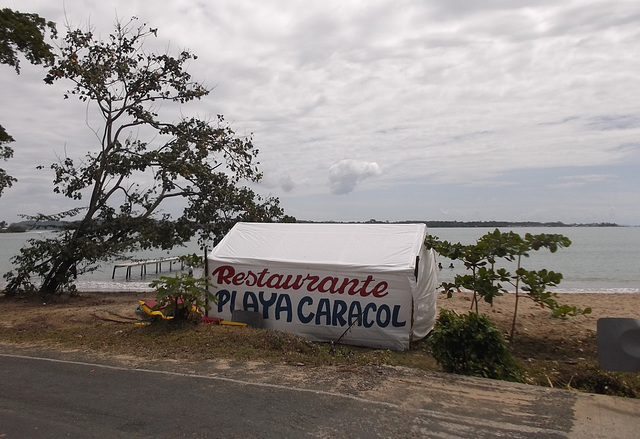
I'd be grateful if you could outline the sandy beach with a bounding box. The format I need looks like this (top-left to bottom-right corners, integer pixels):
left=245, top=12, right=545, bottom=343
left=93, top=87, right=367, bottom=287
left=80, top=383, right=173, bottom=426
left=441, top=291, right=640, bottom=340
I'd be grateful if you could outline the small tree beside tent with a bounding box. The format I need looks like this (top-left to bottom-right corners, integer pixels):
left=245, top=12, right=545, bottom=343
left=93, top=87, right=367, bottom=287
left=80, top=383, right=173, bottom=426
left=426, top=229, right=591, bottom=341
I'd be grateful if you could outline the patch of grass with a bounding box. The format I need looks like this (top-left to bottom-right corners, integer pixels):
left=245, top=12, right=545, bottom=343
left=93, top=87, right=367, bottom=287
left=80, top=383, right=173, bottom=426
left=0, top=293, right=638, bottom=399
left=524, top=359, right=640, bottom=397
left=0, top=319, right=440, bottom=372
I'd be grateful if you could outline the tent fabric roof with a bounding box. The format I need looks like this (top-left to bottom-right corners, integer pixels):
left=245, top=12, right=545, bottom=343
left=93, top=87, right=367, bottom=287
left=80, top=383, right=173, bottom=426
left=211, top=222, right=428, bottom=273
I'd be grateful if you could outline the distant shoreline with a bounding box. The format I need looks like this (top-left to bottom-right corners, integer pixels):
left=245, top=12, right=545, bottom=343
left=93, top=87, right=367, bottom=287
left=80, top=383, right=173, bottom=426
left=0, top=220, right=630, bottom=233
left=298, top=220, right=625, bottom=228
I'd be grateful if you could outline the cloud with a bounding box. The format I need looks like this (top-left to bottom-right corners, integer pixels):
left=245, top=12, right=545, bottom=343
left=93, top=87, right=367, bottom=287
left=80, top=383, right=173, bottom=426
left=547, top=174, right=611, bottom=189
left=586, top=115, right=640, bottom=131
left=328, top=160, right=381, bottom=195
left=1, top=1, right=640, bottom=225
left=279, top=173, right=295, bottom=193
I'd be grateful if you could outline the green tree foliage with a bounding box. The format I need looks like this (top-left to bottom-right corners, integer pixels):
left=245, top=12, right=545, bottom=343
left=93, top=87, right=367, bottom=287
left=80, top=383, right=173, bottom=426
left=0, top=126, right=16, bottom=197
left=0, top=8, right=57, bottom=72
left=0, top=8, right=57, bottom=197
left=426, top=229, right=591, bottom=340
left=428, top=309, right=523, bottom=382
left=4, top=18, right=289, bottom=297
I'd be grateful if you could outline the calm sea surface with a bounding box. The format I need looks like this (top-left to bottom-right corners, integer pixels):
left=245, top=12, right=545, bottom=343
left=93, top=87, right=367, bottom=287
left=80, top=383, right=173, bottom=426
left=430, top=227, right=639, bottom=294
left=0, top=231, right=205, bottom=292
left=0, top=227, right=638, bottom=294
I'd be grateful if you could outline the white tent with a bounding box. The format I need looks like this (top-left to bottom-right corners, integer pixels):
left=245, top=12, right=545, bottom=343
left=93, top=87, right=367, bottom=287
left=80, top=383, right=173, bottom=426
left=206, top=222, right=439, bottom=350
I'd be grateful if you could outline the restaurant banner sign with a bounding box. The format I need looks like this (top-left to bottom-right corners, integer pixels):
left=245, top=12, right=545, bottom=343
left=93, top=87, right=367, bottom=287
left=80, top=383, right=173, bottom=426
left=207, top=222, right=438, bottom=350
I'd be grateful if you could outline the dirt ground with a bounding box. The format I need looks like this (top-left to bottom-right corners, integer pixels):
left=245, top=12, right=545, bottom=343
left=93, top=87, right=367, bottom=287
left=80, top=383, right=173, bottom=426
left=2, top=289, right=640, bottom=399
left=442, top=291, right=640, bottom=349
left=1, top=290, right=638, bottom=358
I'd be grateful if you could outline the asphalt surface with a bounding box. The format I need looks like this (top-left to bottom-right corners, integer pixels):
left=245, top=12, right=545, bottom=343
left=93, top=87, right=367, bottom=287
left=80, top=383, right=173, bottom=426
left=0, top=348, right=638, bottom=438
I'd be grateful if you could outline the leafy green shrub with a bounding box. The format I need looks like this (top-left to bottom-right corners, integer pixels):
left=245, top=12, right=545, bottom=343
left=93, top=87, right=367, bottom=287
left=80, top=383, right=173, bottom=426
left=428, top=309, right=523, bottom=382
left=149, top=273, right=216, bottom=323
left=566, top=365, right=638, bottom=398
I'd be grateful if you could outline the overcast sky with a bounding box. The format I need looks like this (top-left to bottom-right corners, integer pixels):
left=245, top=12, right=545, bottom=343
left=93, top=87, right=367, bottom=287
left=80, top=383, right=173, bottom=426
left=2, top=0, right=639, bottom=225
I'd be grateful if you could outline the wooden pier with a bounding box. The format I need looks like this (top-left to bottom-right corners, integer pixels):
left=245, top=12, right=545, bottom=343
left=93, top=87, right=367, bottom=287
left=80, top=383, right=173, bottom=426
left=112, top=257, right=184, bottom=279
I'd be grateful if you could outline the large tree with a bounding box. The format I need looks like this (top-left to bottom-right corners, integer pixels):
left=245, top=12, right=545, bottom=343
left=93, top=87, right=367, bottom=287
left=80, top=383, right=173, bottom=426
left=0, top=127, right=16, bottom=197
left=0, top=9, right=57, bottom=197
left=0, top=8, right=57, bottom=73
left=4, top=18, right=289, bottom=296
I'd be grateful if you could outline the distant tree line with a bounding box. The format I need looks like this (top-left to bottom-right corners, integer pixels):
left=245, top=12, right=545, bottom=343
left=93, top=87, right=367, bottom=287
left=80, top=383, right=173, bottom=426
left=2, top=219, right=621, bottom=232
left=296, top=219, right=621, bottom=227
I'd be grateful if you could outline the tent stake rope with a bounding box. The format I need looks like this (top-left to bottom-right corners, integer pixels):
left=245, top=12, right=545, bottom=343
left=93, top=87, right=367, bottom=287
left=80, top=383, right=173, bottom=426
left=330, top=313, right=362, bottom=354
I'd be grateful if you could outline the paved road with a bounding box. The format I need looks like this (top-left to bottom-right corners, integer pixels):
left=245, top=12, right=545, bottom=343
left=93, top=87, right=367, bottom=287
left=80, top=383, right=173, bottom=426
left=1, top=349, right=638, bottom=438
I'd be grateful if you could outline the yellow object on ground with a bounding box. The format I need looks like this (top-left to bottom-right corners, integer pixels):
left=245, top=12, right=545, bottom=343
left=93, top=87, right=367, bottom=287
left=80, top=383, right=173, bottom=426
left=137, top=300, right=246, bottom=326
left=138, top=300, right=174, bottom=320
left=219, top=321, right=247, bottom=326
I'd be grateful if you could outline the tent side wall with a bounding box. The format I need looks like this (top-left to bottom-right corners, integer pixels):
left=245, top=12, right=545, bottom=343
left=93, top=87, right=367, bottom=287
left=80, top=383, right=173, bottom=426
left=410, top=245, right=439, bottom=341
left=206, top=222, right=438, bottom=350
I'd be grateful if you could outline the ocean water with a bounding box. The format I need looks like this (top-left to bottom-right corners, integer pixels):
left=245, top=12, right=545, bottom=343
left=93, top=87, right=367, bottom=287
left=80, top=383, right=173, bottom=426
left=0, top=227, right=638, bottom=294
left=0, top=231, right=205, bottom=292
left=429, top=227, right=640, bottom=294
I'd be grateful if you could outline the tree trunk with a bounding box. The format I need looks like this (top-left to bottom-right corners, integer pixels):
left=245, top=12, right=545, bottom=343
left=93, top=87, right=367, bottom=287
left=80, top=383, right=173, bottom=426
left=40, top=253, right=78, bottom=295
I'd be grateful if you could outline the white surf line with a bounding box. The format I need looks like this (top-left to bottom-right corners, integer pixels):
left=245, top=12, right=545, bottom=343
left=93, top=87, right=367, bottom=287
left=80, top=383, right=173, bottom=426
left=0, top=352, right=567, bottom=436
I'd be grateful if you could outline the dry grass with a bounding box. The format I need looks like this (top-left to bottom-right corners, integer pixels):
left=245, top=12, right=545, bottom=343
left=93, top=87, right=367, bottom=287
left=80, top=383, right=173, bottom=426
left=1, top=290, right=638, bottom=398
